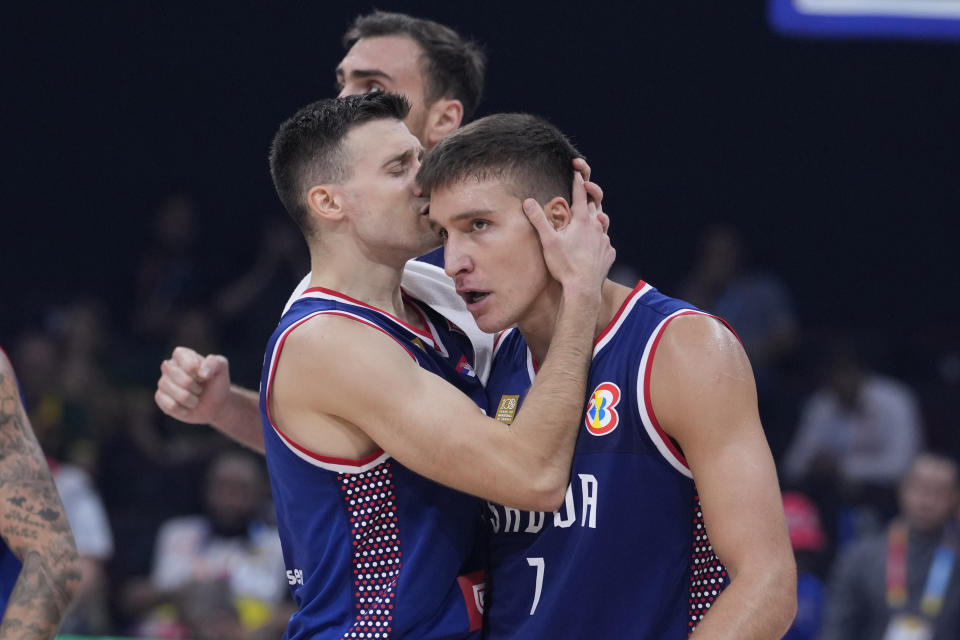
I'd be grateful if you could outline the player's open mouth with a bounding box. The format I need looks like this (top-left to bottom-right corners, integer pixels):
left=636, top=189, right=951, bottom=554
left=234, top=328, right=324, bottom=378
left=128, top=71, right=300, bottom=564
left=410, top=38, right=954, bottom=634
left=460, top=290, right=490, bottom=305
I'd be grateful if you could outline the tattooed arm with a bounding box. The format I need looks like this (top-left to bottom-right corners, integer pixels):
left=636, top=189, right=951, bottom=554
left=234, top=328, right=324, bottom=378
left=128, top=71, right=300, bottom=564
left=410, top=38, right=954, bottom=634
left=0, top=350, right=79, bottom=640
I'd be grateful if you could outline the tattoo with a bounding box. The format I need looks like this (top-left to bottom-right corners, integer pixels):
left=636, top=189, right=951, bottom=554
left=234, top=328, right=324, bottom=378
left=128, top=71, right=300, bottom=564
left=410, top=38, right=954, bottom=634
left=0, top=551, right=75, bottom=639
left=0, top=359, right=79, bottom=639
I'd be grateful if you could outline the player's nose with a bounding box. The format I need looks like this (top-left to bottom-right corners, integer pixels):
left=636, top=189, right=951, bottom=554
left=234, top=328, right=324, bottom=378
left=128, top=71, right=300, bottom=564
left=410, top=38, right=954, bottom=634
left=443, top=237, right=472, bottom=278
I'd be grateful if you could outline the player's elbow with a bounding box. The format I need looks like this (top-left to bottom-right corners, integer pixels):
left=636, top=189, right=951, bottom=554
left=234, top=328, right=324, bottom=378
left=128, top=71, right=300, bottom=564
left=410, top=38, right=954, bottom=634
left=493, top=449, right=572, bottom=511
left=736, top=553, right=798, bottom=633
left=521, top=470, right=569, bottom=512
left=769, top=567, right=798, bottom=634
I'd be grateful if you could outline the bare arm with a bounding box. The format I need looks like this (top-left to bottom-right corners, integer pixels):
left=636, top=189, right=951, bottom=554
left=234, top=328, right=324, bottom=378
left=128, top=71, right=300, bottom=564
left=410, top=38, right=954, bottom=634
left=273, top=285, right=600, bottom=511
left=0, top=352, right=80, bottom=639
left=273, top=175, right=613, bottom=510
left=155, top=349, right=265, bottom=454
left=651, top=316, right=797, bottom=640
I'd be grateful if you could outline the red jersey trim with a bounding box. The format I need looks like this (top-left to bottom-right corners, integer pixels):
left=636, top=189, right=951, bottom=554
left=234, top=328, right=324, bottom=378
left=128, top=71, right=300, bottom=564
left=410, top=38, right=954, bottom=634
left=642, top=310, right=702, bottom=469
left=302, top=286, right=435, bottom=344
left=457, top=570, right=486, bottom=632
left=406, top=297, right=448, bottom=356
left=492, top=327, right=515, bottom=359
left=594, top=280, right=648, bottom=348
left=640, top=309, right=738, bottom=475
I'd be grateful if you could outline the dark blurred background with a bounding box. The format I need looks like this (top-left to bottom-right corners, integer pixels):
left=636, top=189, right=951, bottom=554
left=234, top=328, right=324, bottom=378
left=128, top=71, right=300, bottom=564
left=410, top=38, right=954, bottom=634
left=3, top=2, right=958, bottom=335
left=1, top=1, right=959, bottom=638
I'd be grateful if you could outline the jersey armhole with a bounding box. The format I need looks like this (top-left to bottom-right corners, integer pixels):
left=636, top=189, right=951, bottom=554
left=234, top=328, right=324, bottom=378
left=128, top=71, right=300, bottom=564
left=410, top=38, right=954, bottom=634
left=635, top=310, right=737, bottom=479
left=264, top=310, right=408, bottom=473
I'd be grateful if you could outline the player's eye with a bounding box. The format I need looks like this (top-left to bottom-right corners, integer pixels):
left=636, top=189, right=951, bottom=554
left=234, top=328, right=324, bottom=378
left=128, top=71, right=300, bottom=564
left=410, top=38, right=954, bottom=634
left=471, top=220, right=490, bottom=232
left=367, top=83, right=385, bottom=93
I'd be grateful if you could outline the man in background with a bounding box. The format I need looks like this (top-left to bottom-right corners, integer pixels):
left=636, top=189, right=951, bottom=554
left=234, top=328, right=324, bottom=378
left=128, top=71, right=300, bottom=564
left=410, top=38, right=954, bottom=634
left=819, top=452, right=960, bottom=640
left=156, top=11, right=491, bottom=446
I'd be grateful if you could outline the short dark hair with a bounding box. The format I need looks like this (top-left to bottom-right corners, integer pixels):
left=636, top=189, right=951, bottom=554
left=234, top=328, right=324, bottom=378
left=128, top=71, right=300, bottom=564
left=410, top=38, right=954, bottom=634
left=417, top=113, right=583, bottom=205
left=344, top=11, right=485, bottom=120
left=269, top=92, right=410, bottom=233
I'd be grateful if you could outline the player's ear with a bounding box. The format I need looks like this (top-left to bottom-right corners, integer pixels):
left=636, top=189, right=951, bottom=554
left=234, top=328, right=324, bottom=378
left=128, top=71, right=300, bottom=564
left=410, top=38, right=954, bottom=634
left=424, top=99, right=463, bottom=149
left=307, top=184, right=346, bottom=223
left=542, top=196, right=572, bottom=231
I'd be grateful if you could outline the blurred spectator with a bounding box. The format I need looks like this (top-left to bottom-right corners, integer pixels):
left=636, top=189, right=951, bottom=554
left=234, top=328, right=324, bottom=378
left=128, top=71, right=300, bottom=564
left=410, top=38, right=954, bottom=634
left=213, top=216, right=307, bottom=324
left=120, top=450, right=286, bottom=637
left=212, top=215, right=308, bottom=386
left=52, top=459, right=114, bottom=635
left=784, top=339, right=923, bottom=532
left=782, top=492, right=828, bottom=640
left=131, top=193, right=205, bottom=342
left=818, top=453, right=960, bottom=640
left=12, top=331, right=66, bottom=451
left=12, top=298, right=119, bottom=472
left=678, top=223, right=800, bottom=459
left=679, top=223, right=798, bottom=391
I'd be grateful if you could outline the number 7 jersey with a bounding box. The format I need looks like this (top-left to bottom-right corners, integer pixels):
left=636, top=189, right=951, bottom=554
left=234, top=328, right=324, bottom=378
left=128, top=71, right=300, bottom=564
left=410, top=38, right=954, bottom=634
left=482, top=282, right=730, bottom=639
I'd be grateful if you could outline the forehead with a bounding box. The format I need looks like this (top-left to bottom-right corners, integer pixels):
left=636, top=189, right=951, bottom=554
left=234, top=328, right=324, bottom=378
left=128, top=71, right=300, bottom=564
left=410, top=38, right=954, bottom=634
left=343, top=118, right=419, bottom=166
left=911, top=459, right=959, bottom=484
left=428, top=178, right=520, bottom=223
left=339, top=35, right=425, bottom=79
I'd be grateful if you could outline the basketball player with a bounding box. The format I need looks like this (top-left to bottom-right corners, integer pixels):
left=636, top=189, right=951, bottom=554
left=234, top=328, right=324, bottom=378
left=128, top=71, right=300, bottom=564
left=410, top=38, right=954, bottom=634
left=155, top=10, right=505, bottom=447
left=254, top=93, right=612, bottom=638
left=419, top=113, right=798, bottom=639
left=0, top=348, right=79, bottom=638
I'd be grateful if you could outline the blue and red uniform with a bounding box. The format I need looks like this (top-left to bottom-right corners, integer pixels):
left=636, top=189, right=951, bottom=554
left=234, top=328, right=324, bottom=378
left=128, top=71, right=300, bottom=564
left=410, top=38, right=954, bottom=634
left=0, top=524, right=21, bottom=619
left=260, top=287, right=487, bottom=639
left=0, top=347, right=24, bottom=617
left=482, top=282, right=730, bottom=639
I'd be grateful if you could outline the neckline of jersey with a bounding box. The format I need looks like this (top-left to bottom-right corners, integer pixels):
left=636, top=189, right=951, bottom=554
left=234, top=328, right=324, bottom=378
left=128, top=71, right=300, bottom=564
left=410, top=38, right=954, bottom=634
left=301, top=286, right=434, bottom=342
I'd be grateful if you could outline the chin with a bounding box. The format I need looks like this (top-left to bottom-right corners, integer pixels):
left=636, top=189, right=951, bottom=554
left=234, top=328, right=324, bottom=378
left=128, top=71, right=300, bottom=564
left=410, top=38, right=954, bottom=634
left=473, top=311, right=513, bottom=334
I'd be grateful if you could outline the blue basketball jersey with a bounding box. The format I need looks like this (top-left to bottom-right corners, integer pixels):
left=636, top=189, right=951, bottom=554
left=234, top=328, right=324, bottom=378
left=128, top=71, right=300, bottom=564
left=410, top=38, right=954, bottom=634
left=260, top=287, right=488, bottom=639
left=482, top=282, right=729, bottom=639
left=0, top=532, right=21, bottom=617
left=0, top=347, right=24, bottom=616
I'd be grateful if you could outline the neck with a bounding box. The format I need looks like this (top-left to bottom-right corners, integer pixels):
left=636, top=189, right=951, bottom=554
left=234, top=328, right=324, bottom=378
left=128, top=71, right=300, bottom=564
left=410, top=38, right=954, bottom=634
left=307, top=241, right=414, bottom=323
left=522, top=279, right=635, bottom=365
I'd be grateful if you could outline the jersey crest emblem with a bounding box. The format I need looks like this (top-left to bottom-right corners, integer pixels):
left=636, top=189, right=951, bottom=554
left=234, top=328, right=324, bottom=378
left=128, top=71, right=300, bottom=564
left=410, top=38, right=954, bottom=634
left=495, top=395, right=520, bottom=424
left=456, top=355, right=476, bottom=377
left=584, top=382, right=621, bottom=436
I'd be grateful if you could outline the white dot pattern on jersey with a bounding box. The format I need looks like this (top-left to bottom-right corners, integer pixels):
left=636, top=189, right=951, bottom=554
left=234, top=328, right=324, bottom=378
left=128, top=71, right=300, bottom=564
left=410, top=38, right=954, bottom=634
left=338, top=462, right=402, bottom=639
left=687, top=491, right=728, bottom=636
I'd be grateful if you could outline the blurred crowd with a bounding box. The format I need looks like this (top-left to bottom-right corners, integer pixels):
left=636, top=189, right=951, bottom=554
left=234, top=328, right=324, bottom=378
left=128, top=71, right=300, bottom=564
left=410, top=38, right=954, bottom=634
left=5, top=195, right=960, bottom=639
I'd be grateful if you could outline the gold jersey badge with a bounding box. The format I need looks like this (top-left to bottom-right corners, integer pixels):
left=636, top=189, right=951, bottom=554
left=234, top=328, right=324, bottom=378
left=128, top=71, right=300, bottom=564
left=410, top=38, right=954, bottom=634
left=495, top=395, right=520, bottom=424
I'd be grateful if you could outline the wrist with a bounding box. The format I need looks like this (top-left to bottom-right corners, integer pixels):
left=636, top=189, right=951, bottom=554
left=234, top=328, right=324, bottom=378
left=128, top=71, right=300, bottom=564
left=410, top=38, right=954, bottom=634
left=209, top=385, right=242, bottom=428
left=560, top=282, right=602, bottom=307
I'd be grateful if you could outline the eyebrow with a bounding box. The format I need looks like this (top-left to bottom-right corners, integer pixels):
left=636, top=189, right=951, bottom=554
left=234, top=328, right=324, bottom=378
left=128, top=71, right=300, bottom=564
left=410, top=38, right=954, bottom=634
left=381, top=147, right=422, bottom=169
left=336, top=67, right=393, bottom=82
left=438, top=209, right=496, bottom=224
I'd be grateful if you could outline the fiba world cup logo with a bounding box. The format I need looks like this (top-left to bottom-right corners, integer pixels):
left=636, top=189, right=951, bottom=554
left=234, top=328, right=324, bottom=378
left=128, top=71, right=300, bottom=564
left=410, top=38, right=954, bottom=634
left=584, top=382, right=621, bottom=436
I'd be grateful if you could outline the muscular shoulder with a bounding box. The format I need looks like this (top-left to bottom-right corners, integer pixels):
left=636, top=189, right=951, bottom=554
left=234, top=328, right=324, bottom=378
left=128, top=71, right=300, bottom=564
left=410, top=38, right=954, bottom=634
left=650, top=314, right=758, bottom=441
left=272, top=313, right=419, bottom=421
left=281, top=312, right=416, bottom=372
left=654, top=314, right=752, bottom=388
